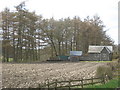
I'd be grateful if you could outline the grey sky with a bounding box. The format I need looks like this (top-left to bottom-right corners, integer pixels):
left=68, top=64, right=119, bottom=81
left=118, top=1, right=120, bottom=44
left=0, top=0, right=119, bottom=44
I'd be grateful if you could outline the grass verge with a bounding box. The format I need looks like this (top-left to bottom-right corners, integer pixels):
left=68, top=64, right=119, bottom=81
left=85, top=78, right=119, bottom=88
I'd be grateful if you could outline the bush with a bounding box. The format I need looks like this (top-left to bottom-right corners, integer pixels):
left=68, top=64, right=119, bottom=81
left=112, top=53, right=119, bottom=59
left=96, top=65, right=113, bottom=80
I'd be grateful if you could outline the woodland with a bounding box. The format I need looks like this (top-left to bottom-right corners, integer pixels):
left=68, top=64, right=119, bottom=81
left=1, top=2, right=115, bottom=62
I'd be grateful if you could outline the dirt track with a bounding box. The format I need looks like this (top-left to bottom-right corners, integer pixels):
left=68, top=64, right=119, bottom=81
left=2, top=62, right=107, bottom=88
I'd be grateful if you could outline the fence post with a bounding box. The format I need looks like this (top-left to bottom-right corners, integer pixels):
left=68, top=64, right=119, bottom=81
left=103, top=76, right=105, bottom=84
left=105, top=74, right=109, bottom=82
left=47, top=79, right=50, bottom=89
left=69, top=79, right=71, bottom=90
left=81, top=78, right=83, bottom=88
left=55, top=79, right=57, bottom=90
left=100, top=77, right=103, bottom=84
left=91, top=77, right=93, bottom=86
left=38, top=84, right=41, bottom=89
left=38, top=84, right=42, bottom=90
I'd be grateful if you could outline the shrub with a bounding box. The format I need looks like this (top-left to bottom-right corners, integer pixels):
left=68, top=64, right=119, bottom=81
left=112, top=53, right=119, bottom=59
left=96, top=65, right=113, bottom=80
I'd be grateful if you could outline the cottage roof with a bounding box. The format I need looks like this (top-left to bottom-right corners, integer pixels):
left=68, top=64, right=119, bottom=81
left=88, top=46, right=113, bottom=53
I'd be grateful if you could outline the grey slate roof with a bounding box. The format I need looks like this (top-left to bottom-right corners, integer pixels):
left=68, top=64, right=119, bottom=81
left=88, top=46, right=113, bottom=53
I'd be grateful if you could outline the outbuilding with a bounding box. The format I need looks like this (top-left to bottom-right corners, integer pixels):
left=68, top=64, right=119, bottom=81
left=87, top=46, right=113, bottom=61
left=69, top=51, right=82, bottom=61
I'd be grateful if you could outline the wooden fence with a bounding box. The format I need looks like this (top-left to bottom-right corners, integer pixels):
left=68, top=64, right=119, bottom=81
left=38, top=63, right=120, bottom=89
left=39, top=76, right=107, bottom=89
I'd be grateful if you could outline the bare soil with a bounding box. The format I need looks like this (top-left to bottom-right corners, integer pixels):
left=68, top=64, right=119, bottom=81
left=2, top=62, right=108, bottom=88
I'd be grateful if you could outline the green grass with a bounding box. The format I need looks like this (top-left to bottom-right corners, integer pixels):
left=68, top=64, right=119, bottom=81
left=80, top=61, right=113, bottom=63
left=85, top=78, right=119, bottom=88
left=80, top=59, right=118, bottom=62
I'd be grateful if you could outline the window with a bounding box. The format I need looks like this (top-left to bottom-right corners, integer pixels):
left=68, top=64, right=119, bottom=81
left=102, top=53, right=107, bottom=57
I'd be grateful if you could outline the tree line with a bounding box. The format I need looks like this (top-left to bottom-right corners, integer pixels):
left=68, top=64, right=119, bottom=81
left=1, top=2, right=114, bottom=62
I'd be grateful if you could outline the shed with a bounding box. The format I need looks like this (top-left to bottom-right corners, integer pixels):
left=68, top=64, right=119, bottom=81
left=87, top=46, right=113, bottom=61
left=70, top=51, right=82, bottom=56
left=69, top=51, right=82, bottom=61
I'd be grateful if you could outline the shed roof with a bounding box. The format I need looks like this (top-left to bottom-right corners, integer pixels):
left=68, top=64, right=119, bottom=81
left=88, top=46, right=113, bottom=53
left=70, top=51, right=82, bottom=56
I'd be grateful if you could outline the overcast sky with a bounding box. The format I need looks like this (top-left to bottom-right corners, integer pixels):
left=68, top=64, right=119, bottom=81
left=0, top=0, right=119, bottom=44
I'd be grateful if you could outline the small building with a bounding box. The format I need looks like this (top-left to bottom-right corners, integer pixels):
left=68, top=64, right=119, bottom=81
left=87, top=46, right=113, bottom=61
left=70, top=51, right=82, bottom=56
left=69, top=51, right=82, bottom=61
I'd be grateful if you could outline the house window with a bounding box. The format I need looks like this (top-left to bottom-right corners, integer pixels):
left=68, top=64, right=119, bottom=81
left=95, top=54, right=99, bottom=58
left=102, top=53, right=107, bottom=57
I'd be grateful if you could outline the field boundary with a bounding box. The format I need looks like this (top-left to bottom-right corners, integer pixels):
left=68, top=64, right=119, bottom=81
left=39, top=76, right=109, bottom=89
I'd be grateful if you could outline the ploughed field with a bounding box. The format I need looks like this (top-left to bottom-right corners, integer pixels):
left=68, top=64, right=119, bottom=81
left=2, top=62, right=108, bottom=88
